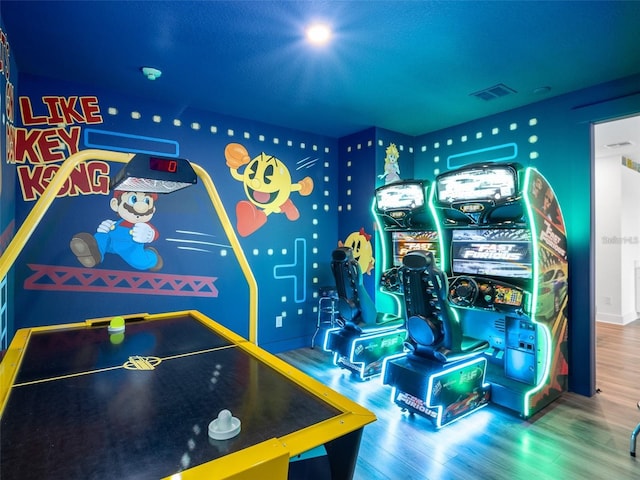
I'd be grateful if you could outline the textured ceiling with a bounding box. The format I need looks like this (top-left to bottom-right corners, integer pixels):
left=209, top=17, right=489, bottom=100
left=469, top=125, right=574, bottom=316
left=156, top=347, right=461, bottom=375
left=2, top=0, right=640, bottom=138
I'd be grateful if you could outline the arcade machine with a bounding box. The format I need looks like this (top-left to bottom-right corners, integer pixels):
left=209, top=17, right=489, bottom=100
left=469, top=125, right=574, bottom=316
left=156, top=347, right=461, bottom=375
left=375, top=180, right=489, bottom=428
left=377, top=180, right=492, bottom=428
left=321, top=246, right=406, bottom=381
left=383, top=162, right=569, bottom=423
left=321, top=180, right=432, bottom=381
left=374, top=179, right=440, bottom=295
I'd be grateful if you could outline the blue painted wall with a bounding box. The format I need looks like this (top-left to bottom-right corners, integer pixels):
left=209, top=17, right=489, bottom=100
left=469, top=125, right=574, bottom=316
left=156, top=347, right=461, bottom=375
left=10, top=73, right=339, bottom=352
left=4, top=7, right=640, bottom=396
left=412, top=74, right=640, bottom=396
left=0, top=15, right=17, bottom=350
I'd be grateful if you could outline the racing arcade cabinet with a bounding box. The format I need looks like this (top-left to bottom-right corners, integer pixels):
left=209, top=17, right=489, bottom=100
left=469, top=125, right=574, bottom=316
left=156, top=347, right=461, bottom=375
left=322, top=246, right=406, bottom=380
left=374, top=180, right=440, bottom=295
left=429, top=162, right=568, bottom=418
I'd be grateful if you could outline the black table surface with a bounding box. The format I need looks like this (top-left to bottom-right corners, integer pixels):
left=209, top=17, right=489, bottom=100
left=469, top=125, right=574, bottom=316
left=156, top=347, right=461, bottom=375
left=1, top=315, right=341, bottom=479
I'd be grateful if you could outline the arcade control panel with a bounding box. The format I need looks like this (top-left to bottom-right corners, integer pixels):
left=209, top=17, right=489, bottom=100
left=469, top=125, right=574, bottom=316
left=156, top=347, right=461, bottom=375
left=448, top=276, right=527, bottom=312
left=447, top=277, right=537, bottom=386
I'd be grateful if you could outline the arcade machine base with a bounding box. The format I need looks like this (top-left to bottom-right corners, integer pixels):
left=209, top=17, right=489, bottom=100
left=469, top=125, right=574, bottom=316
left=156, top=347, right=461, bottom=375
left=324, top=327, right=407, bottom=380
left=382, top=354, right=490, bottom=428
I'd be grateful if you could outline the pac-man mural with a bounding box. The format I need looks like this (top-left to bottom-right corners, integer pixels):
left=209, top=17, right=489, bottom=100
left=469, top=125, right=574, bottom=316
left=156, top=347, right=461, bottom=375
left=225, top=143, right=314, bottom=237
left=339, top=227, right=375, bottom=275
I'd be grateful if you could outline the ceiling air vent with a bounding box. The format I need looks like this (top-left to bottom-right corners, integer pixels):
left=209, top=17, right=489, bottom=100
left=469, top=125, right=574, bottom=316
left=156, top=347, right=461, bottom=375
left=470, top=83, right=517, bottom=101
left=604, top=141, right=634, bottom=149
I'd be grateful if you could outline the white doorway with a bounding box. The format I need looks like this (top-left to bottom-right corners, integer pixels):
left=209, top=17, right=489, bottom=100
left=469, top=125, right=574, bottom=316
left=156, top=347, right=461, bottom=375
left=594, top=114, right=640, bottom=326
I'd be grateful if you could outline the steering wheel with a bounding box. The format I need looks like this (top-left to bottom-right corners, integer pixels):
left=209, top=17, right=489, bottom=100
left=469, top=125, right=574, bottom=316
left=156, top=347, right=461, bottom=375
left=380, top=267, right=402, bottom=293
left=449, top=276, right=479, bottom=307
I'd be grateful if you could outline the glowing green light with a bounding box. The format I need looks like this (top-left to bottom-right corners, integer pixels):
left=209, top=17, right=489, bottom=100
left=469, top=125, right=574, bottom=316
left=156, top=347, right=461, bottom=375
left=371, top=196, right=403, bottom=316
left=428, top=183, right=446, bottom=271
left=522, top=167, right=554, bottom=418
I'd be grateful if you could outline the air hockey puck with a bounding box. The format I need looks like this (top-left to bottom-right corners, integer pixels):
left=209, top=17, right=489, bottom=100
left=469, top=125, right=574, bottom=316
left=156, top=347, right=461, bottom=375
left=208, top=409, right=241, bottom=440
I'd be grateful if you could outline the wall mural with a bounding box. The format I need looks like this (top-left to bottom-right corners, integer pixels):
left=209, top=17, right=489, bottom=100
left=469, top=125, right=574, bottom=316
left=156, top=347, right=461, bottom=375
left=378, top=143, right=401, bottom=184
left=7, top=78, right=336, bottom=350
left=339, top=227, right=375, bottom=275
left=71, top=191, right=162, bottom=271
left=12, top=95, right=223, bottom=301
left=224, top=143, right=314, bottom=237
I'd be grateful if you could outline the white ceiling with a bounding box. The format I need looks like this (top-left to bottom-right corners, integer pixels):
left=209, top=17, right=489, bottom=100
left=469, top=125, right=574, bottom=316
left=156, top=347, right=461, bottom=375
left=595, top=115, right=640, bottom=161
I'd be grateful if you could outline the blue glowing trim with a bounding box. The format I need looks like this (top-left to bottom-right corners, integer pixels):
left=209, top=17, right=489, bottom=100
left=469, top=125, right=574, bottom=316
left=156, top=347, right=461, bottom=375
left=380, top=351, right=408, bottom=382
left=424, top=356, right=489, bottom=428
left=346, top=329, right=408, bottom=380
left=446, top=143, right=517, bottom=170
left=436, top=402, right=489, bottom=428
left=371, top=196, right=388, bottom=271
left=84, top=128, right=180, bottom=156
left=322, top=327, right=341, bottom=353
left=332, top=351, right=340, bottom=366
left=389, top=386, right=398, bottom=403
left=524, top=324, right=552, bottom=416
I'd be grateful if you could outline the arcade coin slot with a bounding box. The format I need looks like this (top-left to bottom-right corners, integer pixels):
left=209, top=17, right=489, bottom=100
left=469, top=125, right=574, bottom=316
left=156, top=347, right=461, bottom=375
left=504, top=316, right=537, bottom=385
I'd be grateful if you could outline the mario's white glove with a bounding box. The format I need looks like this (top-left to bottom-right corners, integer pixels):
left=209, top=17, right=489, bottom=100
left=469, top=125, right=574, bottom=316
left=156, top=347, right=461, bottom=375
left=97, top=219, right=116, bottom=233
left=131, top=222, right=155, bottom=243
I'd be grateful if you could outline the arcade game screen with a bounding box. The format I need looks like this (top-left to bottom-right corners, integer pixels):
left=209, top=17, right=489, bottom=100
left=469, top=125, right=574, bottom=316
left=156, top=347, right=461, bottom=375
left=451, top=228, right=532, bottom=280
left=437, top=165, right=517, bottom=204
left=375, top=181, right=426, bottom=211
left=391, top=231, right=439, bottom=266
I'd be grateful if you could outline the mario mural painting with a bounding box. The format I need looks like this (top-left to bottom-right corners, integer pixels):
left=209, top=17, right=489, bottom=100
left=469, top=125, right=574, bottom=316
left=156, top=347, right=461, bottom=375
left=70, top=190, right=163, bottom=271
left=224, top=143, right=314, bottom=237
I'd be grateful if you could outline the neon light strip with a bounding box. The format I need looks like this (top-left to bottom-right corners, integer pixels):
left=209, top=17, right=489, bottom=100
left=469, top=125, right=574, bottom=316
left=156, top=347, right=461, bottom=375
left=346, top=329, right=407, bottom=380
left=446, top=143, right=518, bottom=169
left=428, top=184, right=446, bottom=270
left=380, top=352, right=409, bottom=383
left=371, top=197, right=403, bottom=316
left=522, top=167, right=553, bottom=417
left=322, top=327, right=341, bottom=353
left=424, top=356, right=490, bottom=428
left=84, top=128, right=180, bottom=156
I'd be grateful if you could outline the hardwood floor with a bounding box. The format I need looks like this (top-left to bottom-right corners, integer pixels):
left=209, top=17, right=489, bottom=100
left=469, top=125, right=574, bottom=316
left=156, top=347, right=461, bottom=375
left=278, top=321, right=640, bottom=479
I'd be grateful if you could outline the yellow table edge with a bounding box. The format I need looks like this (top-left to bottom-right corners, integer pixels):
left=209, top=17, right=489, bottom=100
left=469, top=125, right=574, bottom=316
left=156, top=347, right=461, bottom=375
left=163, top=437, right=290, bottom=480
left=0, top=310, right=376, bottom=479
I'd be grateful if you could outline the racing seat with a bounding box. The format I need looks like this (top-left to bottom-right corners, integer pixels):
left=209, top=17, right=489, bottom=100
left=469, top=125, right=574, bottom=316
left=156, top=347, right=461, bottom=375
left=381, top=250, right=492, bottom=426
left=323, top=247, right=406, bottom=379
left=332, top=247, right=404, bottom=333
left=401, top=250, right=489, bottom=363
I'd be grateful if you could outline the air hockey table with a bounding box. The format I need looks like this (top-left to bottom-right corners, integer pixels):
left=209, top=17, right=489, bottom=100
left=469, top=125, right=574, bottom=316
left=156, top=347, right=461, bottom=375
left=0, top=310, right=376, bottom=479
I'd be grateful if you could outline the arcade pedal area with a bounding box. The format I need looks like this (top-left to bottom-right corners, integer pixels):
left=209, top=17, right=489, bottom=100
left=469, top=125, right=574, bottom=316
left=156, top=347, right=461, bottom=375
left=484, top=316, right=538, bottom=410
left=382, top=354, right=491, bottom=428
left=323, top=327, right=407, bottom=380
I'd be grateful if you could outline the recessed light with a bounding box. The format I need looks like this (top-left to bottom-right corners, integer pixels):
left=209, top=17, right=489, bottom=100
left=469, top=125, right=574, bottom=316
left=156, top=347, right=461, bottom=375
left=306, top=23, right=331, bottom=45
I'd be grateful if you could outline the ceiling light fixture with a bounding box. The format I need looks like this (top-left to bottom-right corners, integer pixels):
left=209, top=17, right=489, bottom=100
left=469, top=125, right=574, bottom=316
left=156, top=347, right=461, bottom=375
left=306, top=23, right=331, bottom=45
left=141, top=66, right=162, bottom=81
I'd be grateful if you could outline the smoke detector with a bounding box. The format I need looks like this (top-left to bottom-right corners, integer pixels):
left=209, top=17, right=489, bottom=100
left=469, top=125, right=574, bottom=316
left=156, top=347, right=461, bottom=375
left=141, top=67, right=162, bottom=81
